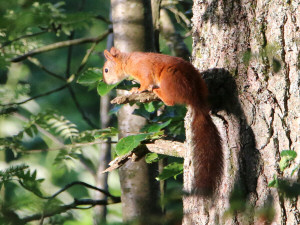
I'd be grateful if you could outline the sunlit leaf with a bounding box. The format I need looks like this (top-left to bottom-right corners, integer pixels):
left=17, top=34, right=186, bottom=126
left=77, top=68, right=102, bottom=85
left=116, top=133, right=150, bottom=156
left=97, top=81, right=119, bottom=96
left=156, top=162, right=183, bottom=181
left=268, top=175, right=278, bottom=188
left=143, top=120, right=172, bottom=133
left=279, top=150, right=297, bottom=171
left=145, top=153, right=166, bottom=163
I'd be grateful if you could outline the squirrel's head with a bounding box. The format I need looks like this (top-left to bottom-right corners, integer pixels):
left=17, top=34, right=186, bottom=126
left=103, top=47, right=127, bottom=84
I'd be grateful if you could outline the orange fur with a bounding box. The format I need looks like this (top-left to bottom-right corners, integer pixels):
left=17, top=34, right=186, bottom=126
left=103, top=47, right=223, bottom=194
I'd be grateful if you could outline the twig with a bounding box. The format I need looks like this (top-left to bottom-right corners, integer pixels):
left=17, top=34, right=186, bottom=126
left=76, top=40, right=98, bottom=74
left=24, top=140, right=117, bottom=153
left=66, top=31, right=75, bottom=79
left=11, top=29, right=112, bottom=62
left=27, top=57, right=66, bottom=81
left=19, top=180, right=119, bottom=200
left=0, top=31, right=47, bottom=49
left=65, top=31, right=100, bottom=129
left=0, top=81, right=71, bottom=107
left=50, top=181, right=117, bottom=199
left=102, top=140, right=185, bottom=173
left=20, top=197, right=120, bottom=223
left=68, top=86, right=99, bottom=128
left=165, top=6, right=191, bottom=27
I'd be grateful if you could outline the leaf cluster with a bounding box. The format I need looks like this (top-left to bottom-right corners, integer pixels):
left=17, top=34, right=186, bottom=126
left=268, top=150, right=299, bottom=198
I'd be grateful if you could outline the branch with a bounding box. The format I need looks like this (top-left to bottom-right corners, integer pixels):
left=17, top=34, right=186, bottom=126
left=76, top=38, right=99, bottom=74
left=160, top=8, right=190, bottom=60
left=0, top=31, right=47, bottom=49
left=50, top=181, right=118, bottom=199
left=20, top=197, right=120, bottom=223
left=11, top=29, right=112, bottom=62
left=0, top=79, right=72, bottom=107
left=68, top=82, right=99, bottom=128
left=65, top=31, right=102, bottom=129
left=102, top=140, right=185, bottom=173
left=25, top=140, right=117, bottom=153
left=146, top=139, right=185, bottom=157
left=19, top=180, right=119, bottom=202
left=102, top=145, right=149, bottom=173
left=111, top=92, right=160, bottom=105
left=27, top=57, right=66, bottom=81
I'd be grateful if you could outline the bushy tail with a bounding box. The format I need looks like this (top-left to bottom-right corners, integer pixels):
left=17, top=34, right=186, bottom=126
left=191, top=105, right=223, bottom=195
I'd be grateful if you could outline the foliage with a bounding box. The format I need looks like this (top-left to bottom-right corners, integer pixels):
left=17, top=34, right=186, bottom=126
left=268, top=150, right=299, bottom=198
left=156, top=162, right=183, bottom=181
left=225, top=149, right=299, bottom=223
left=77, top=67, right=119, bottom=96
left=0, top=164, right=44, bottom=197
left=278, top=150, right=297, bottom=172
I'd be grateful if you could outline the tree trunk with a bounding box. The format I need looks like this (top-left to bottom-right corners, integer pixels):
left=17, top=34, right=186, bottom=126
left=93, top=12, right=114, bottom=224
left=110, top=0, right=161, bottom=224
left=183, top=0, right=300, bottom=224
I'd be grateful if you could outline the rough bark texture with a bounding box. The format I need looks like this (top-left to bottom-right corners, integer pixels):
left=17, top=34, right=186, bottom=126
left=111, top=0, right=161, bottom=223
left=183, top=0, right=300, bottom=224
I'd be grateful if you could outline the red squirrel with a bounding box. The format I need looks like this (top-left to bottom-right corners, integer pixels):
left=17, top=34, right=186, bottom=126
left=103, top=47, right=223, bottom=194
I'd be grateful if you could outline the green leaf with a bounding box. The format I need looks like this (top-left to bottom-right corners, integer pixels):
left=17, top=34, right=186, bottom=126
left=116, top=133, right=150, bottom=156
left=145, top=153, right=166, bottom=163
left=133, top=106, right=151, bottom=120
left=143, top=119, right=172, bottom=133
left=279, top=150, right=297, bottom=171
left=268, top=175, right=278, bottom=188
left=25, top=127, right=33, bottom=137
left=156, top=162, right=183, bottom=181
left=97, top=81, right=119, bottom=96
left=145, top=153, right=159, bottom=163
left=280, top=150, right=297, bottom=158
left=77, top=68, right=102, bottom=85
left=144, top=102, right=156, bottom=112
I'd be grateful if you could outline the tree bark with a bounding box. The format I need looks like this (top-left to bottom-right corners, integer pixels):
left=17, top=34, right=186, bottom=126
left=183, top=0, right=300, bottom=224
left=93, top=12, right=114, bottom=225
left=110, top=0, right=161, bottom=224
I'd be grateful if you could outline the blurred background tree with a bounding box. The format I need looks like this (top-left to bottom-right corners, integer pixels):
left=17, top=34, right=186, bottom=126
left=0, top=0, right=192, bottom=224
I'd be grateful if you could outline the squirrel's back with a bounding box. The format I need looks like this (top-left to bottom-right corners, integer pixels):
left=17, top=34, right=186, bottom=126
left=127, top=52, right=208, bottom=108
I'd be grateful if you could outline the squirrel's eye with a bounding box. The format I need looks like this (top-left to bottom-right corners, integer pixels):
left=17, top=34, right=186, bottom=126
left=105, top=68, right=108, bottom=73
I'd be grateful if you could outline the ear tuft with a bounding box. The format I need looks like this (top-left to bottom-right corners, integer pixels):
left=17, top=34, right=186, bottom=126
left=104, top=49, right=115, bottom=61
left=110, top=47, right=121, bottom=57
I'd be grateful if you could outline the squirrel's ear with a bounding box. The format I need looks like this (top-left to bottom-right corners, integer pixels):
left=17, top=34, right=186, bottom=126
left=110, top=47, right=121, bottom=57
left=104, top=49, right=115, bottom=61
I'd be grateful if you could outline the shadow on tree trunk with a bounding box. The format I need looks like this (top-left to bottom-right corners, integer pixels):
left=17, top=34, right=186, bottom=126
left=203, top=68, right=261, bottom=213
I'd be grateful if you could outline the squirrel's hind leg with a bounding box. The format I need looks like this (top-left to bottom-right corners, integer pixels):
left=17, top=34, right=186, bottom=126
left=153, top=88, right=175, bottom=106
